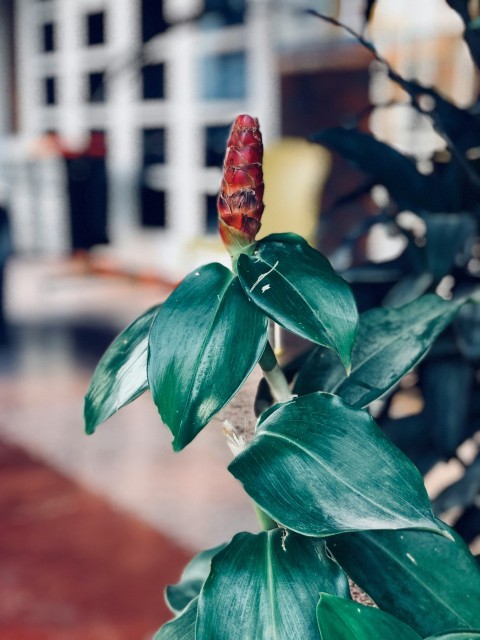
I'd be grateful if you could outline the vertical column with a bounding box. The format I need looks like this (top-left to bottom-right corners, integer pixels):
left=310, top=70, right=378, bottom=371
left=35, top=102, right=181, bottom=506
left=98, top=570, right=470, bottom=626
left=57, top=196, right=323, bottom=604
left=107, top=0, right=141, bottom=243
left=15, top=0, right=41, bottom=136
left=12, top=0, right=42, bottom=253
left=57, top=0, right=84, bottom=142
left=42, top=0, right=81, bottom=256
left=167, top=23, right=203, bottom=240
left=246, top=0, right=281, bottom=146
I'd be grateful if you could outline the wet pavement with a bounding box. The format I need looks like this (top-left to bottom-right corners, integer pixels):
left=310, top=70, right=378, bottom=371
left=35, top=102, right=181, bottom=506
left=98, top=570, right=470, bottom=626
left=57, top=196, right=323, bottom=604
left=0, top=256, right=260, bottom=637
left=0, top=440, right=190, bottom=639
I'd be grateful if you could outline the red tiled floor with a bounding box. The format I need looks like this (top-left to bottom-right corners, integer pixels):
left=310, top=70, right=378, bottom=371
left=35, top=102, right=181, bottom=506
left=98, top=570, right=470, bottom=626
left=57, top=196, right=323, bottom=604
left=0, top=440, right=190, bottom=640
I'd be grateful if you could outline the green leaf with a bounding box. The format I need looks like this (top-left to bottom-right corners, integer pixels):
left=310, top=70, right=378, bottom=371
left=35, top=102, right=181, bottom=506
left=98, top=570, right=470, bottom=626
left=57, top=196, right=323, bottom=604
left=424, top=214, right=475, bottom=282
left=154, top=598, right=197, bottom=640
left=148, top=263, right=268, bottom=451
left=196, top=529, right=350, bottom=640
left=426, top=632, right=480, bottom=640
left=311, top=128, right=447, bottom=213
left=294, top=294, right=463, bottom=407
left=328, top=525, right=480, bottom=636
left=237, top=233, right=358, bottom=371
left=84, top=304, right=162, bottom=434
left=317, top=593, right=422, bottom=640
left=229, top=392, right=443, bottom=537
left=165, top=544, right=226, bottom=614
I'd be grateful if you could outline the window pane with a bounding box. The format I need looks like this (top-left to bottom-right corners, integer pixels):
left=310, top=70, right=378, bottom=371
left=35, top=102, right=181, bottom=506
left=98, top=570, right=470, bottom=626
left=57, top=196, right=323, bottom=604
left=204, top=125, right=230, bottom=167
left=88, top=72, right=106, bottom=102
left=141, top=0, right=168, bottom=43
left=203, top=0, right=245, bottom=27
left=143, top=128, right=166, bottom=165
left=200, top=52, right=247, bottom=100
left=42, top=23, right=55, bottom=52
left=87, top=12, right=105, bottom=45
left=141, top=63, right=165, bottom=100
left=141, top=188, right=166, bottom=227
left=44, top=77, right=56, bottom=105
left=205, top=194, right=219, bottom=233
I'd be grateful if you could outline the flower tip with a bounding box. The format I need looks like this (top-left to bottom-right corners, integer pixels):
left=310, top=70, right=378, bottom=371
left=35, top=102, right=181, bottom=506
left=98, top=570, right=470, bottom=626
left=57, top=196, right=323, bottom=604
left=218, top=114, right=264, bottom=254
left=235, top=114, right=259, bottom=128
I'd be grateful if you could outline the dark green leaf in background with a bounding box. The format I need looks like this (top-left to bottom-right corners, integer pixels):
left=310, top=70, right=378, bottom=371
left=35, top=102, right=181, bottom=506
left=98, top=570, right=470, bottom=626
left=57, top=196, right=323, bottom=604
left=424, top=213, right=475, bottom=282
left=317, top=593, right=422, bottom=640
left=154, top=598, right=197, bottom=640
left=148, top=263, right=268, bottom=451
left=294, top=294, right=463, bottom=407
left=329, top=525, right=480, bottom=636
left=237, top=233, right=358, bottom=371
left=196, top=530, right=350, bottom=640
left=311, top=128, right=446, bottom=213
left=85, top=304, right=162, bottom=435
left=165, top=543, right=226, bottom=614
left=422, top=356, right=474, bottom=459
left=230, top=392, right=442, bottom=537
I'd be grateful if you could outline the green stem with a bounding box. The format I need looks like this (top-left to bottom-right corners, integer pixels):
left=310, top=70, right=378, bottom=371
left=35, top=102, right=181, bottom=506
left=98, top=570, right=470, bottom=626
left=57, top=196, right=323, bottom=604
left=259, top=342, right=293, bottom=403
left=253, top=503, right=277, bottom=531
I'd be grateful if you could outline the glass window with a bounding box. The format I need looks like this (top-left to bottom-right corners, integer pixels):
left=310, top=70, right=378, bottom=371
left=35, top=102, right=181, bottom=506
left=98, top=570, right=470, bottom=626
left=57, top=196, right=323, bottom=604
left=141, top=0, right=168, bottom=43
left=141, top=188, right=166, bottom=227
left=200, top=51, right=247, bottom=100
left=42, top=23, right=55, bottom=52
left=141, top=128, right=167, bottom=227
left=88, top=72, right=106, bottom=102
left=142, top=63, right=165, bottom=100
left=143, top=128, right=166, bottom=165
left=205, top=194, right=219, bottom=233
left=44, top=77, right=56, bottom=105
left=203, top=0, right=245, bottom=27
left=204, top=125, right=230, bottom=167
left=87, top=12, right=105, bottom=46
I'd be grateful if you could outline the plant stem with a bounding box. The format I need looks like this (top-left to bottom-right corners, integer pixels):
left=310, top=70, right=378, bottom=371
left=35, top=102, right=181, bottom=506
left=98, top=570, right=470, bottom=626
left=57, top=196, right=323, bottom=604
left=253, top=503, right=277, bottom=531
left=259, top=341, right=293, bottom=403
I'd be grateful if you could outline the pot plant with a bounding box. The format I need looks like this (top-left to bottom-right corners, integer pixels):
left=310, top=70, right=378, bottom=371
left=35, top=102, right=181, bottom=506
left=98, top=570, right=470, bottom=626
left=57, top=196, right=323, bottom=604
left=85, top=115, right=480, bottom=638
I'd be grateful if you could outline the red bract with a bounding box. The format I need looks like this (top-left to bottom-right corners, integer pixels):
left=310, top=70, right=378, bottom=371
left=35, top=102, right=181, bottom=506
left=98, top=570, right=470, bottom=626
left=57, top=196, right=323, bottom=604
left=218, top=114, right=264, bottom=253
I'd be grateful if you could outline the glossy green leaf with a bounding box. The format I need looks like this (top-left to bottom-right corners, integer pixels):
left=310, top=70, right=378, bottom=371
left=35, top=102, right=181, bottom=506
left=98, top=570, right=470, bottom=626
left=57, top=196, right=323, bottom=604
left=148, top=263, right=268, bottom=451
left=165, top=543, right=226, bottom=614
left=426, top=632, right=480, bottom=640
left=237, top=233, right=358, bottom=371
left=229, top=392, right=443, bottom=537
left=328, top=525, right=480, bottom=636
left=317, top=593, right=421, bottom=640
left=294, top=294, right=463, bottom=407
left=84, top=304, right=161, bottom=434
left=196, top=529, right=350, bottom=640
left=154, top=598, right=197, bottom=640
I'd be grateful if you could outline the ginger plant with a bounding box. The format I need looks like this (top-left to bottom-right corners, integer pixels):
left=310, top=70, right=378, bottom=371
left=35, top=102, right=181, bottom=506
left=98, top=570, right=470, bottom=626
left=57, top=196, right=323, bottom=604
left=85, top=115, right=480, bottom=639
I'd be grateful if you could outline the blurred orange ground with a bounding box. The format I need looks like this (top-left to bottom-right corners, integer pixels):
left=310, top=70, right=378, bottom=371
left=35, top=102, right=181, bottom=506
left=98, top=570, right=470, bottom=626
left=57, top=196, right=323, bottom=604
left=0, top=440, right=190, bottom=640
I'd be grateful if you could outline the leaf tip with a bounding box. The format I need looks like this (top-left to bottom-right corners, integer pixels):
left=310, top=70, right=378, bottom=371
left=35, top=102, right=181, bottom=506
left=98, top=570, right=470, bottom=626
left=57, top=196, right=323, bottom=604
left=83, top=400, right=97, bottom=435
left=437, top=527, right=455, bottom=542
left=171, top=436, right=185, bottom=453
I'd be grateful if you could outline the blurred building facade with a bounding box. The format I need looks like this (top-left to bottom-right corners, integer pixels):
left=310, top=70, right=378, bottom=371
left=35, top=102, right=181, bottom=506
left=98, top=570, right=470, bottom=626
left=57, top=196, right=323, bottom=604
left=0, top=0, right=472, bottom=279
left=0, top=0, right=367, bottom=279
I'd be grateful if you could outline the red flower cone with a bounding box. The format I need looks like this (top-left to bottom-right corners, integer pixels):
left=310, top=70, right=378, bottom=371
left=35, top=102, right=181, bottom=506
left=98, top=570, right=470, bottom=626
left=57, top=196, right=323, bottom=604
left=218, top=115, right=264, bottom=255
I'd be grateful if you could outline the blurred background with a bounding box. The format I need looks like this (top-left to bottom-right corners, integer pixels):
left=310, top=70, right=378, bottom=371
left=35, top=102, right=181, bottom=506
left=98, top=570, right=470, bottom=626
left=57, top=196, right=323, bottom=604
left=0, top=0, right=478, bottom=638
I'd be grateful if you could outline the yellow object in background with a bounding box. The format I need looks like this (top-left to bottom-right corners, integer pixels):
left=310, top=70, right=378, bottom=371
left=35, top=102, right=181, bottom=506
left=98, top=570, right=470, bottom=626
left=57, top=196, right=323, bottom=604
left=259, top=138, right=332, bottom=246
left=184, top=137, right=331, bottom=273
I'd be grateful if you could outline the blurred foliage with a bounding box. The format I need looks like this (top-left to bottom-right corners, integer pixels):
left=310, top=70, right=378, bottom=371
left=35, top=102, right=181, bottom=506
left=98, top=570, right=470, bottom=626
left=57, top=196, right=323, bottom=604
left=304, top=1, right=480, bottom=545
